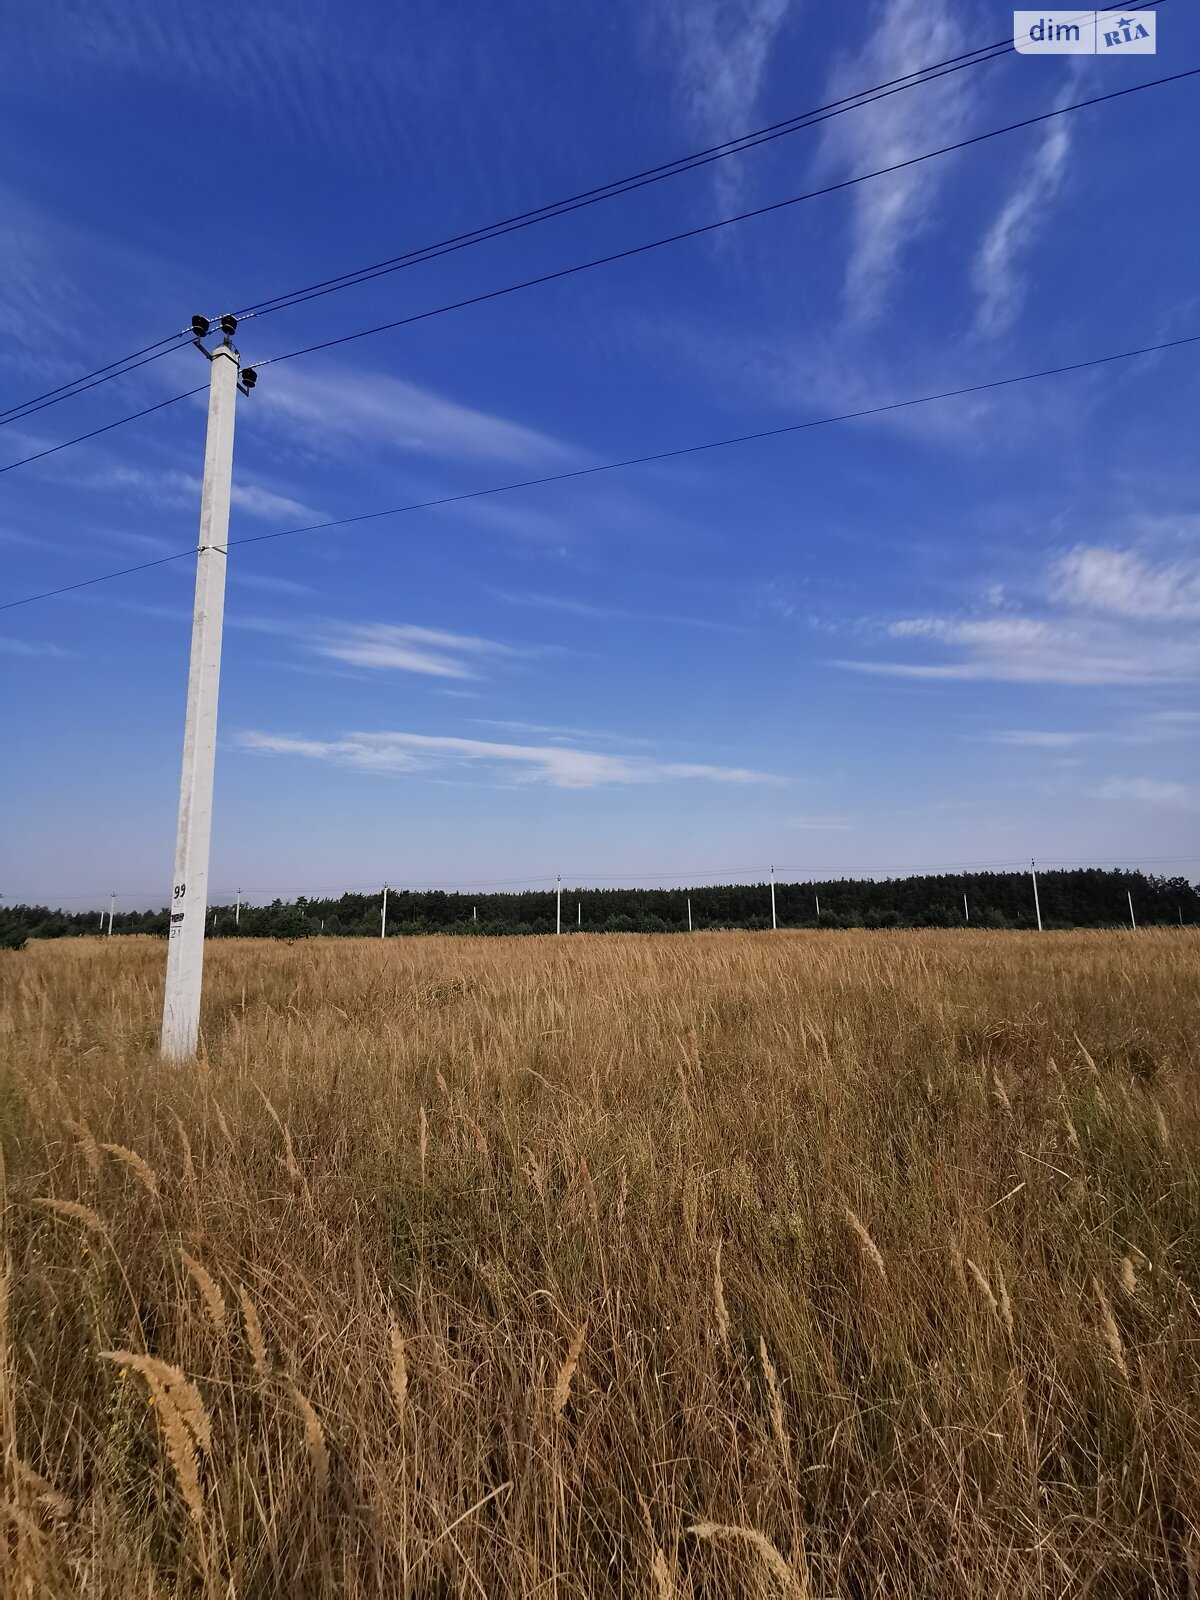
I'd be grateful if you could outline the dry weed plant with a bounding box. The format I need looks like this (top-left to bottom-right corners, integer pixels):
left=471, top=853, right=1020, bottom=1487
left=1, top=927, right=1198, bottom=1596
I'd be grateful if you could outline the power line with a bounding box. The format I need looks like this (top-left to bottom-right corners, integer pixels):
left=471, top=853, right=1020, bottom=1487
left=228, top=0, right=1171, bottom=326
left=253, top=67, right=1200, bottom=372
left=0, top=331, right=190, bottom=429
left=0, top=386, right=206, bottom=478
left=0, top=1, right=1169, bottom=436
left=0, top=12, right=1047, bottom=431
left=229, top=47, right=1017, bottom=325
left=4, top=62, right=1191, bottom=482
left=4, top=327, right=1198, bottom=613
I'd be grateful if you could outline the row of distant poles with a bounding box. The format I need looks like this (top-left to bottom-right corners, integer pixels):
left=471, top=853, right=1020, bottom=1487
left=366, top=863, right=1144, bottom=937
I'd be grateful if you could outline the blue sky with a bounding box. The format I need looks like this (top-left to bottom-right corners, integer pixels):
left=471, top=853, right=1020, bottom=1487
left=2, top=0, right=1198, bottom=910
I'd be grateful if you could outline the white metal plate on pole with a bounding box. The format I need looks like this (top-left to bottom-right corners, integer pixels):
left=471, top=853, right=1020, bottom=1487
left=160, top=344, right=239, bottom=1061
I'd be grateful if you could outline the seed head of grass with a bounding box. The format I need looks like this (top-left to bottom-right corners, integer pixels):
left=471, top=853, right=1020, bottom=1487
left=99, top=1143, right=159, bottom=1197
left=843, top=1205, right=887, bottom=1283
left=180, top=1250, right=225, bottom=1334
left=34, top=1197, right=106, bottom=1233
left=688, top=1522, right=808, bottom=1598
left=552, top=1321, right=587, bottom=1418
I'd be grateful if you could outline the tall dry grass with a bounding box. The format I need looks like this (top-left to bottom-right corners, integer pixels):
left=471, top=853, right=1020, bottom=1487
left=1, top=929, right=1198, bottom=1596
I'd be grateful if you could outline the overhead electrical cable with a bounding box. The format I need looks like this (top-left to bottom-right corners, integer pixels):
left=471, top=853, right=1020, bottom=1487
left=2, top=62, right=1192, bottom=479
left=4, top=328, right=1197, bottom=613
left=0, top=0, right=1167, bottom=430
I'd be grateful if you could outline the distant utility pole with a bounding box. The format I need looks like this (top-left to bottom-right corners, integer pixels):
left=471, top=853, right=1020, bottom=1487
left=963, top=892, right=970, bottom=923
left=687, top=896, right=692, bottom=932
left=98, top=911, right=104, bottom=932
left=556, top=876, right=562, bottom=936
left=160, top=315, right=255, bottom=1063
left=770, top=865, right=777, bottom=931
left=1127, top=889, right=1137, bottom=931
left=107, top=892, right=115, bottom=937
left=577, top=900, right=581, bottom=928
left=1030, top=860, right=1043, bottom=932
left=381, top=883, right=389, bottom=939
left=235, top=887, right=241, bottom=927
left=473, top=904, right=477, bottom=923
left=815, top=893, right=821, bottom=921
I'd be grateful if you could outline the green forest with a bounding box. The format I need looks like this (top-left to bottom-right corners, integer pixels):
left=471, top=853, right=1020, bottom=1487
left=2, top=868, right=1196, bottom=948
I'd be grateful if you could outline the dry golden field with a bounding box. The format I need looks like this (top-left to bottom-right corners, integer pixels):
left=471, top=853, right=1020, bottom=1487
left=1, top=929, right=1198, bottom=1598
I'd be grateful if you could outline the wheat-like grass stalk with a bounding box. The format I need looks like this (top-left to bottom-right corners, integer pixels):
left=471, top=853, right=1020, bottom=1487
left=15, top=1460, right=72, bottom=1522
left=713, top=1241, right=731, bottom=1348
left=100, top=1352, right=212, bottom=1455
left=759, top=1336, right=791, bottom=1471
left=388, top=1323, right=408, bottom=1415
left=843, top=1206, right=886, bottom=1283
left=552, top=1321, right=587, bottom=1418
left=34, top=1197, right=106, bottom=1233
left=577, top=1155, right=599, bottom=1223
left=100, top=1352, right=209, bottom=1524
left=965, top=1257, right=1000, bottom=1319
left=290, top=1381, right=330, bottom=1494
left=651, top=1546, right=676, bottom=1599
left=99, top=1143, right=159, bottom=1197
left=1092, top=1277, right=1129, bottom=1381
left=210, top=1099, right=234, bottom=1147
left=688, top=1522, right=807, bottom=1597
left=171, top=1113, right=196, bottom=1188
left=237, top=1287, right=270, bottom=1376
left=1152, top=1101, right=1171, bottom=1149
left=180, top=1250, right=226, bottom=1333
left=62, top=1115, right=100, bottom=1177
left=995, top=1265, right=1015, bottom=1336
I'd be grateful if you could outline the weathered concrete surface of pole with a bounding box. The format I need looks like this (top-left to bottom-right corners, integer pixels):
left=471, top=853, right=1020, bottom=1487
left=161, top=343, right=239, bottom=1061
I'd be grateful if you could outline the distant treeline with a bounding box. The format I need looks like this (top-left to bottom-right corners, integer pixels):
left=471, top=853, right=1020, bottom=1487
left=2, top=869, right=1197, bottom=947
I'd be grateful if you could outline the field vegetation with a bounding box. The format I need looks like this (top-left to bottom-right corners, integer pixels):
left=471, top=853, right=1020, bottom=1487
left=1, top=930, right=1198, bottom=1597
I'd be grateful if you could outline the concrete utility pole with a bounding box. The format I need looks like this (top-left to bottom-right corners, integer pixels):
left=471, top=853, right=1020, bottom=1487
left=1030, top=860, right=1043, bottom=932
left=964, top=892, right=969, bottom=923
left=235, top=887, right=241, bottom=927
left=107, top=892, right=115, bottom=937
left=381, top=883, right=389, bottom=939
left=161, top=320, right=252, bottom=1061
left=1127, top=889, right=1137, bottom=931
left=770, top=865, right=777, bottom=931
left=687, top=896, right=692, bottom=932
left=556, top=876, right=562, bottom=936
left=577, top=899, right=581, bottom=928
left=815, top=894, right=821, bottom=920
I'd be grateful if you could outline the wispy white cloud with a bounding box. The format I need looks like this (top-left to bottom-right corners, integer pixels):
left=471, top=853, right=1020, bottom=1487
left=0, top=635, right=73, bottom=658
left=257, top=365, right=582, bottom=469
left=1089, top=776, right=1194, bottom=808
left=475, top=718, right=656, bottom=748
left=815, top=0, right=970, bottom=325
left=495, top=589, right=742, bottom=632
left=973, top=97, right=1074, bottom=337
left=1050, top=546, right=1200, bottom=621
left=310, top=623, right=520, bottom=680
left=88, top=464, right=326, bottom=524
left=237, top=728, right=780, bottom=789
left=652, top=0, right=799, bottom=209
left=986, top=729, right=1091, bottom=748
left=841, top=545, right=1200, bottom=686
